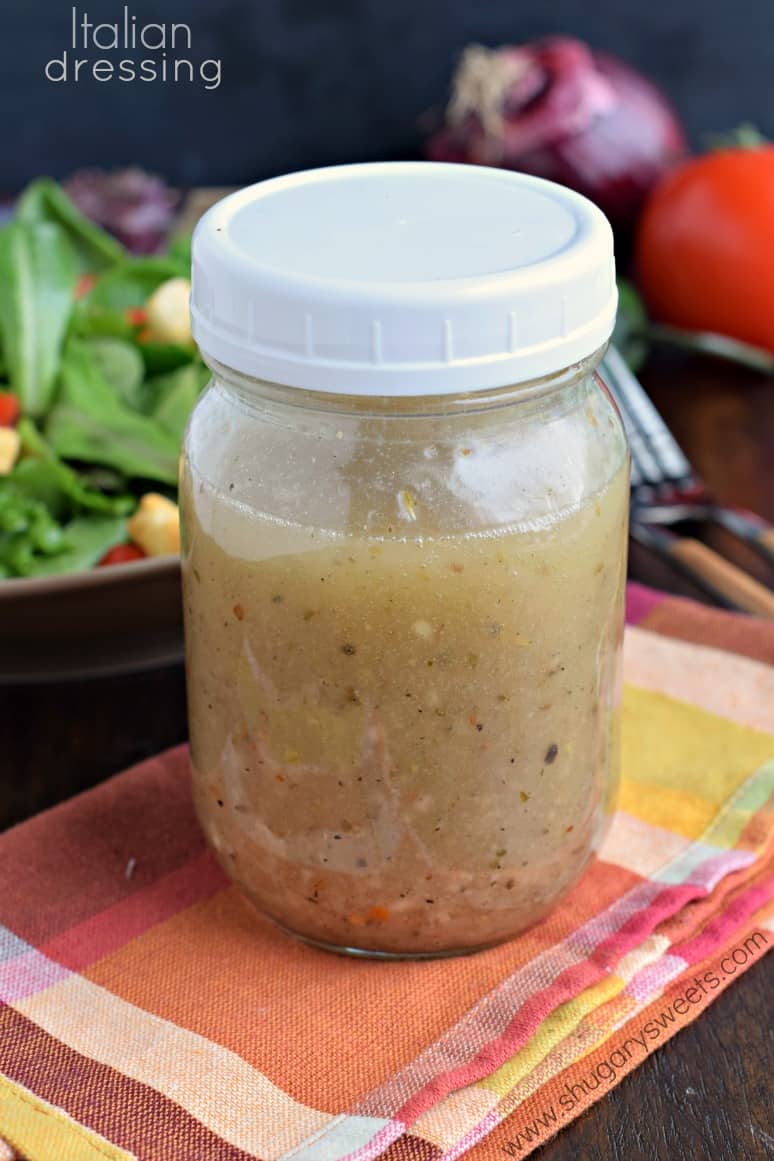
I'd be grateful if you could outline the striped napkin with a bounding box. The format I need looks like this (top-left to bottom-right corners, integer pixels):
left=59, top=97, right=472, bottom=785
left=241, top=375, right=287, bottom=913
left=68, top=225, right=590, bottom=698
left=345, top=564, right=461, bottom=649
left=0, top=584, right=772, bottom=1161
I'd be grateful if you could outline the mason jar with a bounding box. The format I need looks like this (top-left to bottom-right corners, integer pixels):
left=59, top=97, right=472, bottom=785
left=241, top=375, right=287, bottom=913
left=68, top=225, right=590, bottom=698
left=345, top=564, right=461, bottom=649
left=183, top=162, right=629, bottom=958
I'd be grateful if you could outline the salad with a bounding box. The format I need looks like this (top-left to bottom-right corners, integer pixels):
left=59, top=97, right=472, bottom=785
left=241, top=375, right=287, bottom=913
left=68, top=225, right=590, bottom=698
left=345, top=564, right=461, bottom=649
left=0, top=178, right=207, bottom=579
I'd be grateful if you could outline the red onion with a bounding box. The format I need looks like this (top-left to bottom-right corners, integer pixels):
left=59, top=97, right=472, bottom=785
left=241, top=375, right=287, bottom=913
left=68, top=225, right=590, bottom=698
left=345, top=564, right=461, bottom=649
left=63, top=167, right=180, bottom=254
left=425, top=39, right=687, bottom=228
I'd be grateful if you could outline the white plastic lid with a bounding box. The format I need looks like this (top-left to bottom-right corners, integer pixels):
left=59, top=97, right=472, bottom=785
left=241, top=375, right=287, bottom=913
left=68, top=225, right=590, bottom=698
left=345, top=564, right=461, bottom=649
left=190, top=162, right=616, bottom=396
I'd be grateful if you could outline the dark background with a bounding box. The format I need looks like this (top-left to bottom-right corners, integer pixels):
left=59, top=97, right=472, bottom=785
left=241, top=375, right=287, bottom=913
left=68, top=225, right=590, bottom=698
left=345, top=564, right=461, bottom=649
left=3, top=0, right=773, bottom=192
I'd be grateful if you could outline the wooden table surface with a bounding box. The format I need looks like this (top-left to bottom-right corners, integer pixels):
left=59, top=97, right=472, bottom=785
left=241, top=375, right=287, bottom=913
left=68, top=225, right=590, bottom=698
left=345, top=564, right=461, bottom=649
left=1, top=354, right=771, bottom=1161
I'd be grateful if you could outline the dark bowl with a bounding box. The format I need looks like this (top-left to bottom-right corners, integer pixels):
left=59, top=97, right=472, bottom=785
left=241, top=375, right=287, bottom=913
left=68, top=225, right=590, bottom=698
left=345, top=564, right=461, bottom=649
left=0, top=557, right=183, bottom=683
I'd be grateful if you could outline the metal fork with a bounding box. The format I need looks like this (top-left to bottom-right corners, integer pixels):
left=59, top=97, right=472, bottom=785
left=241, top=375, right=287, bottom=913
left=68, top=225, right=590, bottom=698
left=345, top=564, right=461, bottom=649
left=601, top=346, right=774, bottom=617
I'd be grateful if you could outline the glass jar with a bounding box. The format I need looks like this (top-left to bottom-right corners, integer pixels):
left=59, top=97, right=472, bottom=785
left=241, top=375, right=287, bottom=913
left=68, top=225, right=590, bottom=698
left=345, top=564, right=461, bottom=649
left=183, top=162, right=629, bottom=957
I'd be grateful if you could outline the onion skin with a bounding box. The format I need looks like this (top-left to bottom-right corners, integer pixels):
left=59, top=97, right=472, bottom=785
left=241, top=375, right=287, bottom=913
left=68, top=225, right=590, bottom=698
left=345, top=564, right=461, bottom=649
left=426, top=38, right=687, bottom=229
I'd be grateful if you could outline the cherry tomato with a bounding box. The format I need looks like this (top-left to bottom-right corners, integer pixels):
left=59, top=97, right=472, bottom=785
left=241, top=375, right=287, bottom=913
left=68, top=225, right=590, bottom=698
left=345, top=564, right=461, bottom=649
left=98, top=543, right=145, bottom=566
left=0, top=393, right=20, bottom=427
left=636, top=146, right=774, bottom=351
left=126, top=307, right=148, bottom=327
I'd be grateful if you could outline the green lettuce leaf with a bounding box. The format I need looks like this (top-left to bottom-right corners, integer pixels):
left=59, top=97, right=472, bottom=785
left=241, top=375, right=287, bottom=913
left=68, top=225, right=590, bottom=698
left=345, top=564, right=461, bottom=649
left=17, top=177, right=125, bottom=272
left=46, top=339, right=180, bottom=484
left=0, top=220, right=78, bottom=416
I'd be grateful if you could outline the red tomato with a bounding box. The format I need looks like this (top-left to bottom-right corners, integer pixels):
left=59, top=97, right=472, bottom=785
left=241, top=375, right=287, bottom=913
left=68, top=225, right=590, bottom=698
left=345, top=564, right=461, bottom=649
left=636, top=146, right=774, bottom=351
left=98, top=544, right=146, bottom=566
left=0, top=393, right=20, bottom=427
left=126, top=307, right=148, bottom=327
